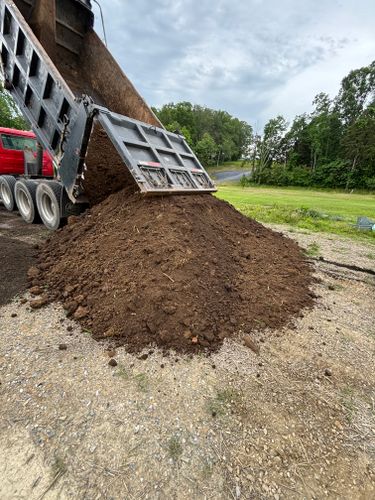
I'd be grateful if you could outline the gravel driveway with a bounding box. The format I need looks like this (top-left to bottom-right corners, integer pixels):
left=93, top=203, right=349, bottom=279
left=0, top=208, right=374, bottom=499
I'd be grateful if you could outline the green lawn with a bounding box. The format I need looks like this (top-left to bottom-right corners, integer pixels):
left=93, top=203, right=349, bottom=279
left=216, top=185, right=375, bottom=243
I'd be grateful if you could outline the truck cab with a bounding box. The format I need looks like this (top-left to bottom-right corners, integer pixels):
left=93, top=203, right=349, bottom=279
left=0, top=127, right=53, bottom=177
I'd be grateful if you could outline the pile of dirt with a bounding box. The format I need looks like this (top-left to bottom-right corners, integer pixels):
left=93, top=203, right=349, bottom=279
left=30, top=190, right=315, bottom=353
left=82, top=124, right=135, bottom=205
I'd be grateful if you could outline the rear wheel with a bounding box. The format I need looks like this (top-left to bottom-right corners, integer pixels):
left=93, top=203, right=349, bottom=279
left=0, top=175, right=17, bottom=211
left=36, top=181, right=63, bottom=230
left=14, top=180, right=40, bottom=224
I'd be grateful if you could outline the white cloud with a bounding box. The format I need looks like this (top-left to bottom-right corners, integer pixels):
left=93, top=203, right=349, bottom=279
left=92, top=0, right=375, bottom=128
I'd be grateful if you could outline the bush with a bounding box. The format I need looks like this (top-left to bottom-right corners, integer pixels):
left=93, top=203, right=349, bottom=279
left=312, top=160, right=349, bottom=188
left=365, top=177, right=375, bottom=190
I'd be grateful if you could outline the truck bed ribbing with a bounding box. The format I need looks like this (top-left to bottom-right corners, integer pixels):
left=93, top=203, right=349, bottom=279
left=0, top=0, right=216, bottom=202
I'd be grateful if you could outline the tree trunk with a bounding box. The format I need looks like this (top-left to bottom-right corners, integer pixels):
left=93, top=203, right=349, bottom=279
left=345, top=154, right=358, bottom=191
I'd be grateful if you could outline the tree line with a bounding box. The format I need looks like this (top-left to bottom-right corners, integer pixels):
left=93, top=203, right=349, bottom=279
left=2, top=59, right=375, bottom=191
left=247, top=61, right=375, bottom=190
left=154, top=61, right=375, bottom=190
left=152, top=102, right=252, bottom=166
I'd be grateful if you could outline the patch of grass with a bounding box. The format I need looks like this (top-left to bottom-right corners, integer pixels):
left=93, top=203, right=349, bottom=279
left=114, top=364, right=130, bottom=380
left=366, top=252, right=375, bottom=260
left=216, top=185, right=375, bottom=243
left=340, top=332, right=354, bottom=345
left=305, top=242, right=320, bottom=257
left=134, top=373, right=149, bottom=392
left=200, top=460, right=214, bottom=480
left=51, top=455, right=67, bottom=477
left=340, top=386, right=357, bottom=423
left=207, top=388, right=241, bottom=417
left=328, top=283, right=344, bottom=291
left=167, top=435, right=183, bottom=461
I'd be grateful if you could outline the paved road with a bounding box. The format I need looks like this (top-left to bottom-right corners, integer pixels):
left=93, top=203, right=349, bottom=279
left=212, top=170, right=251, bottom=182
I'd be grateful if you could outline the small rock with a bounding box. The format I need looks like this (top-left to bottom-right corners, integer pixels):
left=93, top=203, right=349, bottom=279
left=19, top=298, right=27, bottom=305
left=146, top=322, right=157, bottom=334
left=107, top=350, right=116, bottom=358
left=67, top=325, right=73, bottom=332
left=162, top=304, right=177, bottom=315
left=63, top=301, right=78, bottom=315
left=67, top=215, right=81, bottom=225
left=191, top=336, right=199, bottom=344
left=183, top=329, right=193, bottom=339
left=108, top=359, right=118, bottom=367
left=30, top=296, right=49, bottom=310
left=11, top=313, right=17, bottom=318
left=58, top=344, right=68, bottom=351
left=73, top=306, right=89, bottom=320
left=324, top=368, right=332, bottom=377
left=27, top=266, right=40, bottom=279
left=139, top=353, right=148, bottom=360
left=103, top=327, right=115, bottom=338
left=243, top=335, right=260, bottom=355
left=73, top=294, right=86, bottom=305
left=29, top=286, right=42, bottom=296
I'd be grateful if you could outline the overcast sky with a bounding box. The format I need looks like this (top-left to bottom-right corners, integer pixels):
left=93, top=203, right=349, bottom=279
left=92, top=0, right=375, bottom=129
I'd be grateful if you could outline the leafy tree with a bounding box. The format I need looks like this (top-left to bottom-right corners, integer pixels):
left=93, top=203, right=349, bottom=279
left=194, top=132, right=217, bottom=166
left=0, top=84, right=28, bottom=130
left=253, top=115, right=287, bottom=183
left=165, top=121, right=193, bottom=146
left=243, top=61, right=375, bottom=191
left=335, top=61, right=375, bottom=125
left=153, top=102, right=252, bottom=166
left=341, top=105, right=375, bottom=188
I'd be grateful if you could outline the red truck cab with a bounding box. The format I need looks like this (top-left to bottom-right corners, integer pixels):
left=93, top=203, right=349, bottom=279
left=0, top=127, right=53, bottom=177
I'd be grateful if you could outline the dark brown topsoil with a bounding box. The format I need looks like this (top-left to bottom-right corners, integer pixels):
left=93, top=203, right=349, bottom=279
left=82, top=124, right=135, bottom=205
left=0, top=235, right=36, bottom=306
left=30, top=190, right=315, bottom=354
left=0, top=208, right=45, bottom=306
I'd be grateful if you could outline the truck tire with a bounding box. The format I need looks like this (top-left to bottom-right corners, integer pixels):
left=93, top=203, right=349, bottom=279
left=0, top=175, right=17, bottom=211
left=14, top=180, right=41, bottom=224
left=36, top=181, right=63, bottom=231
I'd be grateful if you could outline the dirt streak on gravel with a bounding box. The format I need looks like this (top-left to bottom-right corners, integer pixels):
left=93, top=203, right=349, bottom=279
left=0, top=208, right=47, bottom=306
left=0, top=217, right=374, bottom=499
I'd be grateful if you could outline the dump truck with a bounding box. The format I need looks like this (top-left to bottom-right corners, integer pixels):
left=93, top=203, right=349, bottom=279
left=0, top=0, right=216, bottom=229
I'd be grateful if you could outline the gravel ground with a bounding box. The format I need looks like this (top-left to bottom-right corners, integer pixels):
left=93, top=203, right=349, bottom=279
left=0, top=208, right=374, bottom=499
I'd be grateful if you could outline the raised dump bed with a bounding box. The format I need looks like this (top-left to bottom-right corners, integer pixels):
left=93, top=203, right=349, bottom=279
left=0, top=0, right=215, bottom=228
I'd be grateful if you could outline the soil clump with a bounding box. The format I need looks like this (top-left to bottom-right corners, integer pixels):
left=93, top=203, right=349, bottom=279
left=31, top=190, right=314, bottom=354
